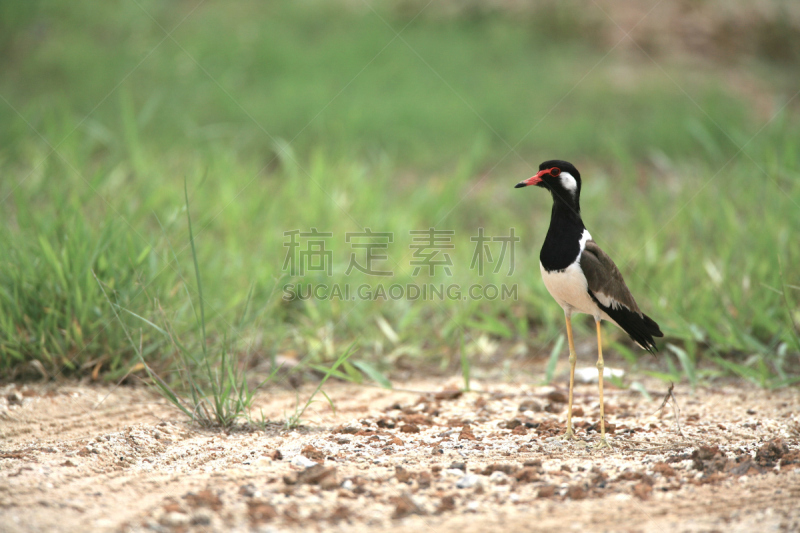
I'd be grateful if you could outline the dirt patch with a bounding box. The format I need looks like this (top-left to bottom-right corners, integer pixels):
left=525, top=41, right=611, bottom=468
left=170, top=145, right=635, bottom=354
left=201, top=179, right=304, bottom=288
left=1, top=379, right=799, bottom=532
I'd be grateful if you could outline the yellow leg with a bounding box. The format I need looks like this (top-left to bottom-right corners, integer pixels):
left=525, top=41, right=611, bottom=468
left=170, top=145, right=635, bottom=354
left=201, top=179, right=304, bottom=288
left=562, top=314, right=578, bottom=440
left=594, top=319, right=612, bottom=449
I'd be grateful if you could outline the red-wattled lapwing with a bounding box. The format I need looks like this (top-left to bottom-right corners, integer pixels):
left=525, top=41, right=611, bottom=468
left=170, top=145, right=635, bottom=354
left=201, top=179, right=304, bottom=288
left=515, top=160, right=663, bottom=448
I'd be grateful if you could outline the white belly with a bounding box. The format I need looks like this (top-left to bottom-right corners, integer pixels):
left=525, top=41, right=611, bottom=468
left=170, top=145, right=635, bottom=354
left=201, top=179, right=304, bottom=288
left=540, top=261, right=604, bottom=319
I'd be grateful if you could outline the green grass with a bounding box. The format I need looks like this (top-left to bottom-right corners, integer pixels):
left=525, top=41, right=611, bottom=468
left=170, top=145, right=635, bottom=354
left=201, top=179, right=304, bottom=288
left=1, top=1, right=799, bottom=390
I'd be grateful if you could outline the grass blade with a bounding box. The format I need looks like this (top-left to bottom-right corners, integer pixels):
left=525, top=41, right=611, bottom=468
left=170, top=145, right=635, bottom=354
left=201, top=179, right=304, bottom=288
left=544, top=334, right=565, bottom=385
left=353, top=360, right=392, bottom=389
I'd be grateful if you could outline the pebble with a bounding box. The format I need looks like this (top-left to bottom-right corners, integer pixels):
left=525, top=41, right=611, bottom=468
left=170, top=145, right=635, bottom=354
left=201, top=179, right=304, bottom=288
left=489, top=471, right=508, bottom=484
left=190, top=511, right=212, bottom=526
left=456, top=474, right=481, bottom=489
left=291, top=455, right=318, bottom=468
left=7, top=391, right=23, bottom=405
left=159, top=512, right=189, bottom=527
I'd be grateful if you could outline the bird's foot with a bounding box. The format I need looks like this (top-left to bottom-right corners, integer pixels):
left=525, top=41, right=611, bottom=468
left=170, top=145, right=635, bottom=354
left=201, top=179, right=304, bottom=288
left=561, top=427, right=578, bottom=441
left=594, top=436, right=613, bottom=450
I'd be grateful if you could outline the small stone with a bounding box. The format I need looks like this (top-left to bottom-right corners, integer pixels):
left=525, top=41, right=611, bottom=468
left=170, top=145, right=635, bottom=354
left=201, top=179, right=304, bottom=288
left=482, top=463, right=518, bottom=476
left=159, top=512, right=190, bottom=527
left=329, top=505, right=352, bottom=524
left=448, top=462, right=466, bottom=472
left=489, top=471, right=508, bottom=484
left=456, top=474, right=481, bottom=489
left=301, top=445, right=326, bottom=462
left=239, top=484, right=259, bottom=497
left=435, top=495, right=456, bottom=514
left=376, top=418, right=397, bottom=429
left=296, top=465, right=338, bottom=489
left=6, top=391, right=23, bottom=405
left=435, top=390, right=463, bottom=400
left=514, top=467, right=540, bottom=483
left=190, top=510, right=212, bottom=526
left=633, top=482, right=653, bottom=500
left=396, top=466, right=413, bottom=483
left=537, top=485, right=556, bottom=498
left=391, top=493, right=423, bottom=519
left=756, top=438, right=787, bottom=467
left=162, top=502, right=183, bottom=513
left=547, top=390, right=568, bottom=403
left=519, top=400, right=543, bottom=412
left=417, top=471, right=432, bottom=488
left=319, top=474, right=339, bottom=491
left=291, top=455, right=318, bottom=468
left=247, top=500, right=278, bottom=523
left=653, top=462, right=675, bottom=477
left=566, top=485, right=587, bottom=500
left=545, top=403, right=564, bottom=414
left=184, top=490, right=222, bottom=511
left=459, top=425, right=477, bottom=441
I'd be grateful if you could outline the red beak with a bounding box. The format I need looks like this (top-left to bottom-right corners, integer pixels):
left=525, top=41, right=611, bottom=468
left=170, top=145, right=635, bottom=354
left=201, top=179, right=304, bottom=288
left=515, top=169, right=549, bottom=188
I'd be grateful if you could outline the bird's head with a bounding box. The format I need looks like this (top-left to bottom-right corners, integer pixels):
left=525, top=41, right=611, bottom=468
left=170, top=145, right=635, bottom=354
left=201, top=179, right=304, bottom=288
left=515, top=160, right=581, bottom=206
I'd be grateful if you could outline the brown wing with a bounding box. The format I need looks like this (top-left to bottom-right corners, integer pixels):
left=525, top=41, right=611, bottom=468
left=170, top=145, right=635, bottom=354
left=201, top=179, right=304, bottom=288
left=579, top=240, right=641, bottom=315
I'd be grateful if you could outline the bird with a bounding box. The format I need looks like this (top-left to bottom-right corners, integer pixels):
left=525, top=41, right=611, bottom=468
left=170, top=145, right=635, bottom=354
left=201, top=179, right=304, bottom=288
left=515, top=160, right=663, bottom=448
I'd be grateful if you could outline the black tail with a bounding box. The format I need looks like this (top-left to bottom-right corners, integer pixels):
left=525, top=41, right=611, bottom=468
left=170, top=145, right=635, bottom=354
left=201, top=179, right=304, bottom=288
left=589, top=293, right=662, bottom=355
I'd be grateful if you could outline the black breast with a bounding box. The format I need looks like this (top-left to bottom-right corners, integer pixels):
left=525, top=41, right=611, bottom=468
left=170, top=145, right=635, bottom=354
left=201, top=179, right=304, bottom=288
left=539, top=204, right=585, bottom=272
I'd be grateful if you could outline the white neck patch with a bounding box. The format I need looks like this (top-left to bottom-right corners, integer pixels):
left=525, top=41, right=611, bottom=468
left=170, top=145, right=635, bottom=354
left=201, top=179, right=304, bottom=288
left=577, top=228, right=592, bottom=258
left=560, top=172, right=578, bottom=194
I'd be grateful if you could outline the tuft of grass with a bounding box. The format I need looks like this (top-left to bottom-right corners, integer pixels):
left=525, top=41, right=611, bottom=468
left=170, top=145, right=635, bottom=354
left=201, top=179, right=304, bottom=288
left=94, top=182, right=276, bottom=428
left=0, top=207, right=166, bottom=379
left=285, top=342, right=357, bottom=429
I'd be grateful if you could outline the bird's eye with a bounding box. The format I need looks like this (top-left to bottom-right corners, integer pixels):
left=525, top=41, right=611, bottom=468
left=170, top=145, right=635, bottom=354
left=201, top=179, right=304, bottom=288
left=549, top=168, right=561, bottom=177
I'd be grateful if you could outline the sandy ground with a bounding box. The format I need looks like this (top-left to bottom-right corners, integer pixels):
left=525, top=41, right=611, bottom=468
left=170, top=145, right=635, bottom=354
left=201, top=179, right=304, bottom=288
left=1, top=377, right=799, bottom=533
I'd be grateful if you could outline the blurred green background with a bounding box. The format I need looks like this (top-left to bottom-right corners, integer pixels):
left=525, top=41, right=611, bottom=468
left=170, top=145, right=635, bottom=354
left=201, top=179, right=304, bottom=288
left=1, top=0, right=799, bottom=387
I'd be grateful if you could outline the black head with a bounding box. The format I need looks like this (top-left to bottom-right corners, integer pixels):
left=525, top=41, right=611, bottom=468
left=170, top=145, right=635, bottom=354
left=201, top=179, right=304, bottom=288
left=514, top=159, right=582, bottom=207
